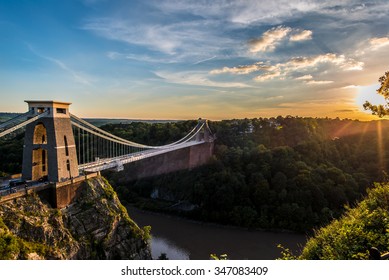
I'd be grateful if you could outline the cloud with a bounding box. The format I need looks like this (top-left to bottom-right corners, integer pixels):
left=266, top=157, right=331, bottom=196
left=107, top=51, right=121, bottom=60
left=27, top=44, right=92, bottom=86
left=290, top=30, right=312, bottom=41
left=210, top=62, right=275, bottom=75
left=84, top=18, right=180, bottom=54
left=193, top=56, right=217, bottom=65
left=151, top=1, right=389, bottom=28
left=342, top=85, right=359, bottom=89
left=369, top=36, right=389, bottom=51
left=84, top=18, right=233, bottom=60
left=152, top=0, right=326, bottom=25
left=354, top=35, right=389, bottom=56
left=249, top=26, right=291, bottom=52
left=248, top=26, right=314, bottom=53
left=211, top=53, right=363, bottom=84
left=265, top=95, right=284, bottom=100
left=295, top=74, right=313, bottom=80
left=306, top=80, right=334, bottom=85
left=295, top=75, right=333, bottom=86
left=254, top=71, right=282, bottom=82
left=285, top=53, right=364, bottom=71
left=155, top=71, right=251, bottom=88
left=47, top=58, right=92, bottom=86
left=106, top=51, right=181, bottom=64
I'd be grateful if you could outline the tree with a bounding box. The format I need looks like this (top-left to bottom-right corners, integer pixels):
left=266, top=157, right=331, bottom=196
left=363, top=71, right=389, bottom=117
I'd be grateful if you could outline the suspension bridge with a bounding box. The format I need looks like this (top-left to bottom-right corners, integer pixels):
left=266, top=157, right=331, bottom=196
left=0, top=100, right=214, bottom=207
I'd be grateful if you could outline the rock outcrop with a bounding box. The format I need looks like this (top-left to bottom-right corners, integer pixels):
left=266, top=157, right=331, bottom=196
left=0, top=176, right=151, bottom=260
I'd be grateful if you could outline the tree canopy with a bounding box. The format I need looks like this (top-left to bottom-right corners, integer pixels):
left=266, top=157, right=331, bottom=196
left=363, top=71, right=389, bottom=117
left=105, top=117, right=389, bottom=232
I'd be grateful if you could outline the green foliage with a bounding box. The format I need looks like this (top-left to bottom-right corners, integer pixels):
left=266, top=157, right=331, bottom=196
left=277, top=244, right=298, bottom=260
left=105, top=117, right=389, bottom=232
left=210, top=253, right=228, bottom=260
left=142, top=225, right=152, bottom=241
left=364, top=71, right=389, bottom=117
left=300, top=183, right=389, bottom=259
left=100, top=120, right=197, bottom=146
left=102, top=182, right=116, bottom=200
left=0, top=132, right=24, bottom=174
left=0, top=232, right=21, bottom=259
left=0, top=217, right=51, bottom=259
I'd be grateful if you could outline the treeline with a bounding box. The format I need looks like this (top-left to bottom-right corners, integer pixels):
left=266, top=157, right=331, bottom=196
left=100, top=120, right=197, bottom=146
left=105, top=117, right=389, bottom=232
left=0, top=114, right=25, bottom=176
left=0, top=133, right=24, bottom=176
left=0, top=113, right=19, bottom=123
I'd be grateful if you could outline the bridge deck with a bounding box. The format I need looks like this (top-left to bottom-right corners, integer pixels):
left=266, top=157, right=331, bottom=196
left=79, top=140, right=205, bottom=172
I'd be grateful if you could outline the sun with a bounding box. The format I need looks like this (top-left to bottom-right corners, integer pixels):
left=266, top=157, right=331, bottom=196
left=355, top=84, right=387, bottom=113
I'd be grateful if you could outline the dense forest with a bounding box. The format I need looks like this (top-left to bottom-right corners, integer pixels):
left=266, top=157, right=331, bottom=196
left=103, top=117, right=389, bottom=232
left=2, top=116, right=389, bottom=233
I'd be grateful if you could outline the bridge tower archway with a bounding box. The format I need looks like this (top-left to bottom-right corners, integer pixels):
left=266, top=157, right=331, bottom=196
left=33, top=122, right=47, bottom=144
left=22, top=101, right=79, bottom=183
left=31, top=147, right=48, bottom=181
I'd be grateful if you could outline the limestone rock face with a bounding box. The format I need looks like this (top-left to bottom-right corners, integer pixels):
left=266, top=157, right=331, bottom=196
left=0, top=177, right=151, bottom=260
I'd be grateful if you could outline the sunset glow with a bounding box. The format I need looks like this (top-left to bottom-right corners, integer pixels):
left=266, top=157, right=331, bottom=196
left=1, top=1, right=389, bottom=120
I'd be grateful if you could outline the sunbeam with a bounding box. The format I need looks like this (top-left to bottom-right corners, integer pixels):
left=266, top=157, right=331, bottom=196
left=376, top=120, right=385, bottom=172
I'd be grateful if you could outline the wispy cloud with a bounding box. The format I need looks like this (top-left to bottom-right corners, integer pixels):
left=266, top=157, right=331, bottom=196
left=155, top=71, right=251, bottom=88
left=46, top=57, right=93, bottom=86
left=248, top=26, right=314, bottom=53
left=342, top=84, right=359, bottom=89
left=84, top=18, right=180, bottom=55
left=152, top=1, right=389, bottom=26
left=285, top=53, right=364, bottom=71
left=306, top=80, right=334, bottom=85
left=354, top=35, right=389, bottom=56
left=295, top=74, right=313, bottom=80
left=106, top=51, right=180, bottom=64
left=210, top=62, right=275, bottom=75
left=84, top=17, right=234, bottom=62
left=211, top=53, right=363, bottom=83
left=253, top=71, right=282, bottom=82
left=290, top=30, right=313, bottom=41
left=152, top=0, right=321, bottom=25
left=249, top=26, right=292, bottom=53
left=193, top=56, right=217, bottom=65
left=369, top=36, right=389, bottom=51
left=26, top=44, right=92, bottom=86
left=295, top=75, right=334, bottom=86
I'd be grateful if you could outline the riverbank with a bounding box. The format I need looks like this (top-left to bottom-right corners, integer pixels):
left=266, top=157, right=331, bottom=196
left=126, top=204, right=307, bottom=260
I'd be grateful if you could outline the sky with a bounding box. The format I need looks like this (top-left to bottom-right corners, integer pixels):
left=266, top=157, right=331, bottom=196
left=1, top=0, right=389, bottom=120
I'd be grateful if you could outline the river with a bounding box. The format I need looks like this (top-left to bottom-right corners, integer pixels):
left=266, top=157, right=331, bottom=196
left=127, top=207, right=308, bottom=260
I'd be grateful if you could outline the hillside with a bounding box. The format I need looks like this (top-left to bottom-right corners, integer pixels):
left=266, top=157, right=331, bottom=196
left=298, top=183, right=389, bottom=259
left=0, top=177, right=151, bottom=259
left=104, top=117, right=389, bottom=232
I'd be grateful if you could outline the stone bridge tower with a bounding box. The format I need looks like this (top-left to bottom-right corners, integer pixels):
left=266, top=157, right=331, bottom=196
left=22, top=101, right=79, bottom=183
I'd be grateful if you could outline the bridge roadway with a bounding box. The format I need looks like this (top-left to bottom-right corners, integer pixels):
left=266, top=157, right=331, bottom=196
left=78, top=140, right=205, bottom=173
left=0, top=180, right=50, bottom=198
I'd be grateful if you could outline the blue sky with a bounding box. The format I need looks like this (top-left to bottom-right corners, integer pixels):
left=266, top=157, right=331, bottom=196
left=1, top=0, right=389, bottom=120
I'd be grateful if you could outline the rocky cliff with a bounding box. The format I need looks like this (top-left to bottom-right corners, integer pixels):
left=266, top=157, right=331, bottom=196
left=0, top=176, right=151, bottom=260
